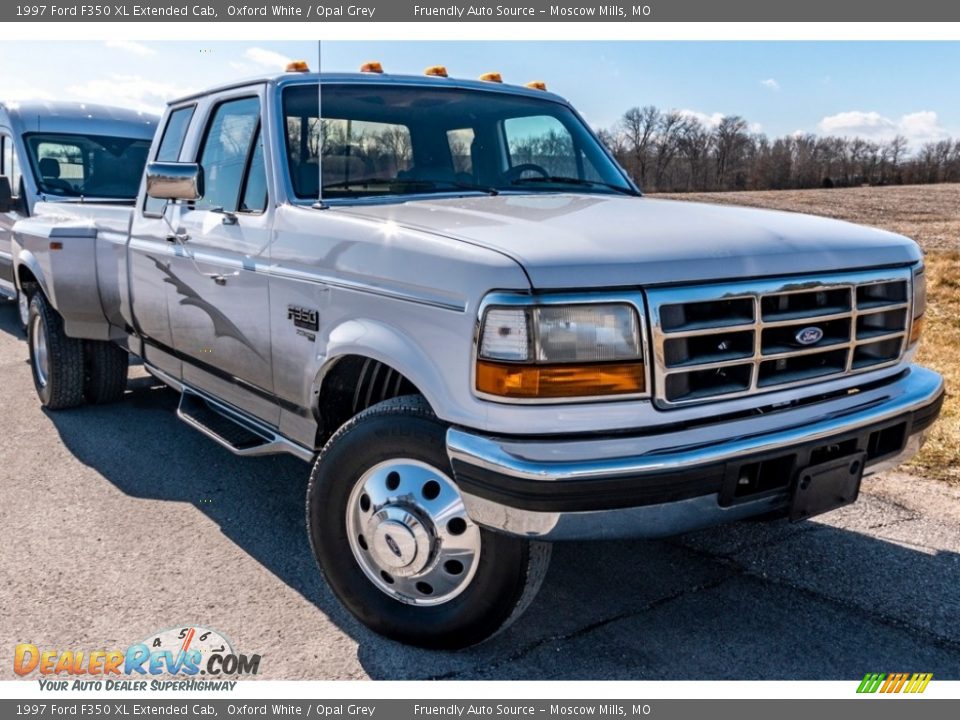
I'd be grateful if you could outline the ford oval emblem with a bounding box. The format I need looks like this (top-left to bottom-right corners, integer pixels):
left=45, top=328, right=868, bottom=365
left=384, top=534, right=403, bottom=558
left=795, top=326, right=824, bottom=346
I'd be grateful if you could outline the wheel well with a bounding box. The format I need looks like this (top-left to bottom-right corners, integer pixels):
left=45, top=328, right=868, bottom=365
left=316, top=355, right=423, bottom=445
left=17, top=266, right=39, bottom=293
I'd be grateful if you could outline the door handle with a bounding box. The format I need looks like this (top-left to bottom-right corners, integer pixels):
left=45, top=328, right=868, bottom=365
left=211, top=274, right=227, bottom=286
left=165, top=232, right=190, bottom=243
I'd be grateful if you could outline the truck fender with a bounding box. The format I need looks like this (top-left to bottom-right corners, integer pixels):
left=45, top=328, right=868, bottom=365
left=14, top=248, right=53, bottom=305
left=313, top=318, right=453, bottom=417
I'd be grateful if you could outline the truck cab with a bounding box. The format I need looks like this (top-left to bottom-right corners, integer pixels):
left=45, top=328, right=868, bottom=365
left=11, top=66, right=945, bottom=650
left=0, top=101, right=156, bottom=326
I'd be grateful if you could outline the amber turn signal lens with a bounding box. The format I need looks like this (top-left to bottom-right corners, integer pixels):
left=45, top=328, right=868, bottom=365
left=285, top=60, right=310, bottom=73
left=479, top=72, right=503, bottom=83
left=360, top=61, right=384, bottom=73
left=910, top=316, right=924, bottom=345
left=424, top=65, right=449, bottom=77
left=476, top=361, right=645, bottom=399
left=525, top=80, right=548, bottom=91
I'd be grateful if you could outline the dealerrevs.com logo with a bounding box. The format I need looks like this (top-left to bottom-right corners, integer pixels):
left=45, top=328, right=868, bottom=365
left=14, top=626, right=261, bottom=691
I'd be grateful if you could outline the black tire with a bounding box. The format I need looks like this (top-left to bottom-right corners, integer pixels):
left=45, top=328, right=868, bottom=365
left=16, top=287, right=31, bottom=334
left=84, top=340, right=128, bottom=404
left=27, top=293, right=85, bottom=410
left=306, top=395, right=551, bottom=650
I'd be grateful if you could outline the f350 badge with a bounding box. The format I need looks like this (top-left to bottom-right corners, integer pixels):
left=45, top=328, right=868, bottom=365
left=288, top=305, right=319, bottom=338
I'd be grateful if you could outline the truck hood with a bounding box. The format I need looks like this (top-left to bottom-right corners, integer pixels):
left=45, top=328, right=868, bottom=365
left=336, top=194, right=921, bottom=289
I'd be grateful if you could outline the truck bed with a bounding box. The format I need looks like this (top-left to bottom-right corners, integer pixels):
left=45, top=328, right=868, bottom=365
left=14, top=202, right=137, bottom=341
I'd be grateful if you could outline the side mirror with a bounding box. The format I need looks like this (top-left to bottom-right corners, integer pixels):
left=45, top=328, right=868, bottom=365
left=145, top=162, right=203, bottom=202
left=0, top=176, right=12, bottom=213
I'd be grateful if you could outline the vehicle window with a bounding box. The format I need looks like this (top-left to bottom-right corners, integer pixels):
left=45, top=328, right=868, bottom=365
left=1, top=134, right=22, bottom=198
left=282, top=84, right=633, bottom=200
left=156, top=106, right=195, bottom=162
left=25, top=133, right=150, bottom=199
left=239, top=127, right=267, bottom=214
left=145, top=105, right=195, bottom=215
left=503, top=115, right=578, bottom=178
left=197, top=96, right=261, bottom=212
left=284, top=97, right=413, bottom=199
left=447, top=128, right=474, bottom=174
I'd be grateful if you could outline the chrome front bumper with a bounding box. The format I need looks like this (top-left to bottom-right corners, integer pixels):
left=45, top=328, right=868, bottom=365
left=446, top=365, right=944, bottom=540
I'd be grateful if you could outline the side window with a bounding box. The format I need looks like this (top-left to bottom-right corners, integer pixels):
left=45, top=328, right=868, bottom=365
left=197, top=97, right=261, bottom=213
left=239, top=127, right=267, bottom=214
left=503, top=115, right=578, bottom=178
left=145, top=104, right=195, bottom=216
left=447, top=128, right=475, bottom=175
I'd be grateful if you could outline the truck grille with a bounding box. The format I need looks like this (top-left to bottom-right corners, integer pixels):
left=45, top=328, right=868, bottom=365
left=647, top=269, right=913, bottom=407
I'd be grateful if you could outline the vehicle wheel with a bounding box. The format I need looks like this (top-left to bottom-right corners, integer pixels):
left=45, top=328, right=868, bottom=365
left=306, top=395, right=551, bottom=649
left=27, top=294, right=86, bottom=410
left=84, top=340, right=128, bottom=404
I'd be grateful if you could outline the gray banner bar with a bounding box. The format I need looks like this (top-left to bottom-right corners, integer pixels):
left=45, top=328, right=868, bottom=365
left=2, top=700, right=960, bottom=719
left=5, top=0, right=960, bottom=23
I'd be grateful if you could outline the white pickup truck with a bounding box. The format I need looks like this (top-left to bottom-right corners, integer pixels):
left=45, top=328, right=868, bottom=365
left=12, top=65, right=944, bottom=648
left=0, top=101, right=156, bottom=328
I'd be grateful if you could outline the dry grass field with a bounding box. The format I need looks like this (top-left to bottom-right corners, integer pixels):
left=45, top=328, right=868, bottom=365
left=658, top=184, right=960, bottom=483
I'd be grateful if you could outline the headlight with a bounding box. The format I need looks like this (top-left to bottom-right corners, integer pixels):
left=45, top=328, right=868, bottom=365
left=910, top=265, right=926, bottom=346
left=476, top=302, right=646, bottom=399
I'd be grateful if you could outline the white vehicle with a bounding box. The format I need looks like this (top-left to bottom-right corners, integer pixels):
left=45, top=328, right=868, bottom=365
left=12, top=65, right=944, bottom=648
left=0, top=101, right=156, bottom=327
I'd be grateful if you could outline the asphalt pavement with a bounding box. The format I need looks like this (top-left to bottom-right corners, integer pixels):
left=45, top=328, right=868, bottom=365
left=1, top=297, right=958, bottom=680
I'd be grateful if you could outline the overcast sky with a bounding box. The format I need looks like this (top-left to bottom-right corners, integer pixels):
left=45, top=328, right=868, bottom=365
left=1, top=40, right=957, bottom=147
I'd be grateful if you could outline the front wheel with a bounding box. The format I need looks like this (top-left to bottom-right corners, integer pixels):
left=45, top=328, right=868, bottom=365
left=306, top=396, right=551, bottom=649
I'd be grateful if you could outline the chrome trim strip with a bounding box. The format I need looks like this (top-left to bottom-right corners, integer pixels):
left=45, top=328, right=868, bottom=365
left=447, top=365, right=942, bottom=484
left=648, top=267, right=913, bottom=407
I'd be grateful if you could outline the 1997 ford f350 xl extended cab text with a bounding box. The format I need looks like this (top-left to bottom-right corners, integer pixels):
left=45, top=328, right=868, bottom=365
left=12, top=65, right=944, bottom=648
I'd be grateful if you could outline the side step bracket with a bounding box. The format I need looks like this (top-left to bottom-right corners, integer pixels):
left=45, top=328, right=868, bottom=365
left=176, top=388, right=314, bottom=463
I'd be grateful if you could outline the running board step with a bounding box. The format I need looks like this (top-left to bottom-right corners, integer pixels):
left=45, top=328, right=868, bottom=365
left=176, top=389, right=314, bottom=462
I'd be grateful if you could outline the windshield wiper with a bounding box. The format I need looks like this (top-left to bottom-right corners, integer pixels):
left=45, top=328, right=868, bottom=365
left=321, top=177, right=499, bottom=196
left=510, top=175, right=638, bottom=196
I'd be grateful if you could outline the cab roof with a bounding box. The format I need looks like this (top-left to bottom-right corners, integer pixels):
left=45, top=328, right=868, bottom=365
left=169, top=71, right=569, bottom=106
left=0, top=100, right=158, bottom=138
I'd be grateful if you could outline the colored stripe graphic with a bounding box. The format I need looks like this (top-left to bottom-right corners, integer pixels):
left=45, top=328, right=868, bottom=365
left=857, top=672, right=932, bottom=693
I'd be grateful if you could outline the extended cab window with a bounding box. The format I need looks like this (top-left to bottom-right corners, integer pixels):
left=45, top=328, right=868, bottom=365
left=282, top=83, right=634, bottom=201
left=197, top=97, right=266, bottom=213
left=25, top=133, right=150, bottom=199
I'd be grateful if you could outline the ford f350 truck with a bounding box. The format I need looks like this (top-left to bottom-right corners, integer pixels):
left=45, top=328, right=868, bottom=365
left=12, top=65, right=944, bottom=648
left=0, top=101, right=156, bottom=328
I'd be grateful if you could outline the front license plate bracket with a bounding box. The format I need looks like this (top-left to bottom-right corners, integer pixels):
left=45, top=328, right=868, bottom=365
left=789, top=451, right=866, bottom=522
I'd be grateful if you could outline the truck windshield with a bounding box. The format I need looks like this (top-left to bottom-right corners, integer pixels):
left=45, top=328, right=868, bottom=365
left=283, top=83, right=636, bottom=201
left=24, top=133, right=151, bottom=199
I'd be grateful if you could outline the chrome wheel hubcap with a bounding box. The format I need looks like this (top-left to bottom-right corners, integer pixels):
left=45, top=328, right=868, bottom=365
left=346, top=459, right=481, bottom=606
left=30, top=313, right=49, bottom=388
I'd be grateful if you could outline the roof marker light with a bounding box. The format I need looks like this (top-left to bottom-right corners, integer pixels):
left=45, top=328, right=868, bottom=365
left=525, top=81, right=548, bottom=91
left=285, top=60, right=310, bottom=73
left=479, top=72, right=503, bottom=83
left=424, top=65, right=449, bottom=77
left=360, top=61, right=384, bottom=73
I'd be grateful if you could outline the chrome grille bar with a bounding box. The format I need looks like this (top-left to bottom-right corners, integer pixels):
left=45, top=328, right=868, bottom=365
left=647, top=268, right=912, bottom=407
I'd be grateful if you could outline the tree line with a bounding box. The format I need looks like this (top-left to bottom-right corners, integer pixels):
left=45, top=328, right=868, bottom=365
left=596, top=106, right=960, bottom=192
